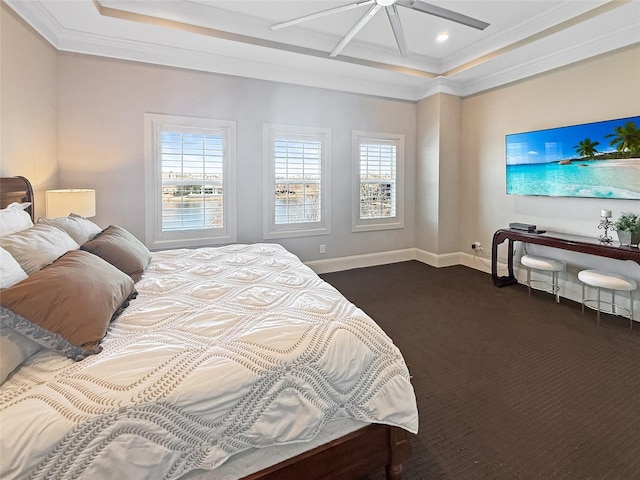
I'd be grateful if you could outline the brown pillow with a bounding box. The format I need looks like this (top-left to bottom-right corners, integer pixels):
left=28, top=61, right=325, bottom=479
left=0, top=250, right=135, bottom=360
left=81, top=225, right=151, bottom=282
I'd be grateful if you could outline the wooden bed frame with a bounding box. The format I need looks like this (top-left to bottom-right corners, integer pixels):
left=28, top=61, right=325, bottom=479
left=0, top=176, right=413, bottom=480
left=0, top=175, right=34, bottom=220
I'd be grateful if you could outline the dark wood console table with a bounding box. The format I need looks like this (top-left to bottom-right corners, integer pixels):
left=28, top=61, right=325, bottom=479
left=491, top=229, right=640, bottom=287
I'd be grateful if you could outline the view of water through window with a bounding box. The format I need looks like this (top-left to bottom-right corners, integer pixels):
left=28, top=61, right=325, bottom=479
left=160, top=131, right=225, bottom=231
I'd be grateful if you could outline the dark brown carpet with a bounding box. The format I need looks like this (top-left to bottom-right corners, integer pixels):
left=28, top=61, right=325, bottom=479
left=320, top=261, right=640, bottom=480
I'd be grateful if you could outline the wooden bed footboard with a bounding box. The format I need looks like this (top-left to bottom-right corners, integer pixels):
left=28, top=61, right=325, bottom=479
left=243, top=424, right=412, bottom=480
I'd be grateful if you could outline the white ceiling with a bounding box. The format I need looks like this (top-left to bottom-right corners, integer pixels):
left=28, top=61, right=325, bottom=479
left=6, top=0, right=640, bottom=100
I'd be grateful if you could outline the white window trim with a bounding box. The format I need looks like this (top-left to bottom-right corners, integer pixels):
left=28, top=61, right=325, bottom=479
left=352, top=130, right=404, bottom=232
left=263, top=124, right=331, bottom=239
left=144, top=113, right=237, bottom=250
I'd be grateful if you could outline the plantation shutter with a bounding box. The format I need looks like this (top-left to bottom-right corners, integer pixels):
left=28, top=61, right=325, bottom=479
left=359, top=141, right=397, bottom=219
left=273, top=136, right=322, bottom=225
left=159, top=129, right=224, bottom=232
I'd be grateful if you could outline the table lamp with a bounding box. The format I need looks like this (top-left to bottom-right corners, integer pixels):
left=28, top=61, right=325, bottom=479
left=45, top=189, right=96, bottom=219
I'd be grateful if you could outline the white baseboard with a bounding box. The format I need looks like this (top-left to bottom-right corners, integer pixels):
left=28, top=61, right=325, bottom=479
left=414, top=249, right=460, bottom=268
left=306, top=248, right=636, bottom=323
left=305, top=248, right=416, bottom=275
left=305, top=248, right=507, bottom=275
left=458, top=251, right=494, bottom=274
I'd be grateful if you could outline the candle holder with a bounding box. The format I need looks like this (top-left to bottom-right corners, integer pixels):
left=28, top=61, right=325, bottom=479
left=598, top=215, right=614, bottom=245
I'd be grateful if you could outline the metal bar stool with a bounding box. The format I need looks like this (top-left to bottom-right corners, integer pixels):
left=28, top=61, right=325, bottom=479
left=520, top=254, right=566, bottom=303
left=578, top=269, right=636, bottom=329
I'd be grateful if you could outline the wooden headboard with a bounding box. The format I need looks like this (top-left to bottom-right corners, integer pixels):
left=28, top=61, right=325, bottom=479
left=0, top=176, right=35, bottom=221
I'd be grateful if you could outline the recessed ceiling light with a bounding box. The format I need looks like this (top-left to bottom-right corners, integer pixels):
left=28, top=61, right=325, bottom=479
left=436, top=32, right=449, bottom=43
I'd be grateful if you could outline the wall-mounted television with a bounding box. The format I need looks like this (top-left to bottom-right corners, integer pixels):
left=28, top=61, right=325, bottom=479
left=506, top=115, right=640, bottom=199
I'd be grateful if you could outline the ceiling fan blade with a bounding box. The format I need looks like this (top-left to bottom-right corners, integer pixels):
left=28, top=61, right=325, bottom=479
left=399, top=0, right=489, bottom=30
left=386, top=4, right=408, bottom=57
left=271, top=0, right=375, bottom=30
left=330, top=3, right=381, bottom=57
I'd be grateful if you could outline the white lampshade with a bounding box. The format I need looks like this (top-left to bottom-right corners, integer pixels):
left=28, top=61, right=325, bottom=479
left=45, top=189, right=96, bottom=219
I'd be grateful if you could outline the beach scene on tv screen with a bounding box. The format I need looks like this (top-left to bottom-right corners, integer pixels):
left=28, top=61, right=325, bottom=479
left=506, top=116, right=640, bottom=199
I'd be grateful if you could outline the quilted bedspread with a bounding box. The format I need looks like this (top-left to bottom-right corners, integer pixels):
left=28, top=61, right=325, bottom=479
left=0, top=243, right=418, bottom=480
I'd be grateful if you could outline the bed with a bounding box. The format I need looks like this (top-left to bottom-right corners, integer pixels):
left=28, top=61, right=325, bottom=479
left=0, top=176, right=418, bottom=480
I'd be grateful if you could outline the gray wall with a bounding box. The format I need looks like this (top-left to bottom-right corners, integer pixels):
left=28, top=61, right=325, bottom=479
left=55, top=53, right=417, bottom=261
left=416, top=93, right=462, bottom=255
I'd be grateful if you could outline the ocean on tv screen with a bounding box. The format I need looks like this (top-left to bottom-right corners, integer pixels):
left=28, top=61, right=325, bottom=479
left=506, top=159, right=640, bottom=199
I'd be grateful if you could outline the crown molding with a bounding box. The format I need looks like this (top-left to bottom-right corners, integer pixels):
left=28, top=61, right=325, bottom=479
left=417, top=77, right=463, bottom=100
left=53, top=26, right=427, bottom=101
left=5, top=0, right=639, bottom=102
left=454, top=14, right=640, bottom=98
left=5, top=0, right=62, bottom=46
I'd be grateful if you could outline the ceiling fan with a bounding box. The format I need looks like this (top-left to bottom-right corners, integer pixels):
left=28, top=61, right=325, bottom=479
left=270, top=0, right=489, bottom=58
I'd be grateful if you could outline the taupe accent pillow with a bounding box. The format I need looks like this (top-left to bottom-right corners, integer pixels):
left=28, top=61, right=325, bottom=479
left=0, top=250, right=136, bottom=360
left=81, top=225, right=151, bottom=282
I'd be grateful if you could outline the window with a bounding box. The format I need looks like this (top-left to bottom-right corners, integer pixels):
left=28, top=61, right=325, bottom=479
left=263, top=124, right=331, bottom=239
left=144, top=114, right=236, bottom=249
left=352, top=131, right=404, bottom=231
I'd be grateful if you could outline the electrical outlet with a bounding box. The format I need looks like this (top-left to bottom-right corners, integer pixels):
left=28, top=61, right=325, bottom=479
left=319, top=244, right=326, bottom=254
left=472, top=241, right=482, bottom=251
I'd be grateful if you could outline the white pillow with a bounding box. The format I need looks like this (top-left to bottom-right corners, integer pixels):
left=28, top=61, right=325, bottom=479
left=0, top=224, right=79, bottom=275
left=38, top=214, right=102, bottom=245
left=0, top=247, right=41, bottom=385
left=0, top=246, right=28, bottom=288
left=0, top=202, right=33, bottom=236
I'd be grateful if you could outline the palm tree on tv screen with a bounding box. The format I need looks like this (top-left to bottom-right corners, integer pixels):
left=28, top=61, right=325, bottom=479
left=573, top=138, right=600, bottom=159
left=605, top=121, right=640, bottom=156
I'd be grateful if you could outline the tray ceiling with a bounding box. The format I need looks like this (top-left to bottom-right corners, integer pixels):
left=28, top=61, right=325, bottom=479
left=6, top=0, right=640, bottom=100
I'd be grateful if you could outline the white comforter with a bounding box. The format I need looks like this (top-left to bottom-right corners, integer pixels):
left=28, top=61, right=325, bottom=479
left=0, top=244, right=418, bottom=480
